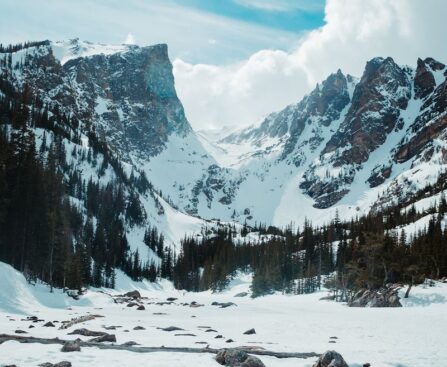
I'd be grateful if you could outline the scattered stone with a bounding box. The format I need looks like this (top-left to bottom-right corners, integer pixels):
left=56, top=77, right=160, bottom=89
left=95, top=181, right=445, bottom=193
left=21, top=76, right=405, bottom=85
left=363, top=364, right=371, bottom=367
left=175, top=333, right=196, bottom=337
left=90, top=334, right=117, bottom=343
left=190, top=303, right=203, bottom=308
left=124, top=290, right=141, bottom=299
left=153, top=312, right=167, bottom=315
left=127, top=302, right=138, bottom=307
left=122, top=341, right=139, bottom=346
left=14, top=330, right=27, bottom=334
left=29, top=325, right=35, bottom=329
left=167, top=297, right=177, bottom=301
left=243, top=328, right=256, bottom=335
left=195, top=341, right=208, bottom=345
left=104, top=325, right=120, bottom=330
left=313, top=350, right=348, bottom=367
left=329, top=341, right=336, bottom=343
left=137, top=305, right=145, bottom=311
left=234, top=292, right=248, bottom=298
left=39, top=362, right=72, bottom=367
left=206, top=329, right=218, bottom=333
left=133, top=326, right=146, bottom=330
left=61, top=340, right=81, bottom=352
left=226, top=339, right=234, bottom=343
left=197, top=326, right=212, bottom=329
left=215, top=335, right=224, bottom=339
left=329, top=337, right=338, bottom=339
left=211, top=301, right=236, bottom=308
left=241, top=356, right=265, bottom=367
left=215, top=349, right=265, bottom=367
left=159, top=326, right=184, bottom=332
left=68, top=328, right=106, bottom=337
left=220, top=302, right=236, bottom=308
left=53, top=362, right=72, bottom=367
left=43, top=321, right=55, bottom=327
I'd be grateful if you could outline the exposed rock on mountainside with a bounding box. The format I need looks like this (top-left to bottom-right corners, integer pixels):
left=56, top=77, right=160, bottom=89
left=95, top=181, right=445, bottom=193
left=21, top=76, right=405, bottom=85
left=2, top=39, right=190, bottom=161
left=2, top=39, right=447, bottom=229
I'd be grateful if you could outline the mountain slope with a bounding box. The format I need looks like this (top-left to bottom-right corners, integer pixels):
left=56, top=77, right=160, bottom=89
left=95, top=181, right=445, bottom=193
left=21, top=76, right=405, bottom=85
left=187, top=56, right=447, bottom=227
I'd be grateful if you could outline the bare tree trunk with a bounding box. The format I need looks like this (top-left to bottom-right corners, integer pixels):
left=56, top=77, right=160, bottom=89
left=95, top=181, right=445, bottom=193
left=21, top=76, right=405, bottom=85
left=404, top=276, right=414, bottom=298
left=0, top=334, right=320, bottom=359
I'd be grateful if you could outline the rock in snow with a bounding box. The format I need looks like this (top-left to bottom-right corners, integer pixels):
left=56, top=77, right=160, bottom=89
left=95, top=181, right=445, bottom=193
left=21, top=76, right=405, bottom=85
left=215, top=349, right=265, bottom=367
left=243, top=328, right=256, bottom=335
left=313, top=350, right=349, bottom=367
left=348, top=285, right=402, bottom=307
left=61, top=340, right=81, bottom=352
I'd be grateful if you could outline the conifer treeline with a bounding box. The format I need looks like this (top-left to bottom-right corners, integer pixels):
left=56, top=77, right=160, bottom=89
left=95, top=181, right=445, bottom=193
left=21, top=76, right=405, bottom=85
left=173, top=191, right=447, bottom=297
left=0, top=80, right=154, bottom=290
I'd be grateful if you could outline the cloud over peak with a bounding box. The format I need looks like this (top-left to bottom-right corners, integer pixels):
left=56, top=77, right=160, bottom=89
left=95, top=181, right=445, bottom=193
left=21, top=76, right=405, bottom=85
left=175, top=0, right=447, bottom=131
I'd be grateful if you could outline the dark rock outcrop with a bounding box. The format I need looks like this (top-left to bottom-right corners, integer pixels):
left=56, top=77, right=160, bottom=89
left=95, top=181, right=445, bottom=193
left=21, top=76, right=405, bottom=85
left=313, top=350, right=348, bottom=367
left=124, top=290, right=141, bottom=299
left=243, top=328, right=256, bottom=335
left=61, top=340, right=81, bottom=352
left=348, top=285, right=402, bottom=307
left=215, top=349, right=265, bottom=367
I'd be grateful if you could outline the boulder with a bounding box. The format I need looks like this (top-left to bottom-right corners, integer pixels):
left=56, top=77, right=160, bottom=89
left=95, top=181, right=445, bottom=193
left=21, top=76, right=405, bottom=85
left=215, top=349, right=265, bottom=367
left=39, top=362, right=72, bottom=367
left=43, top=321, right=55, bottom=327
left=137, top=305, right=145, bottom=310
left=313, top=350, right=348, bottom=367
left=61, top=340, right=81, bottom=352
left=124, top=290, right=141, bottom=299
left=243, top=328, right=256, bottom=335
left=241, top=356, right=265, bottom=367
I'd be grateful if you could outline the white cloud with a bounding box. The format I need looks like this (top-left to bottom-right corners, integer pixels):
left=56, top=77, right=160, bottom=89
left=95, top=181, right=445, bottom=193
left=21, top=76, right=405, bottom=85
left=175, top=0, right=447, bottom=131
left=0, top=0, right=298, bottom=64
left=234, top=0, right=323, bottom=12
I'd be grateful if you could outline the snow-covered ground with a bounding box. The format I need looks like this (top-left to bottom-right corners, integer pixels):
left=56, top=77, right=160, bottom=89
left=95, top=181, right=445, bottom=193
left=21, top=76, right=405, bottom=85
left=0, top=262, right=446, bottom=367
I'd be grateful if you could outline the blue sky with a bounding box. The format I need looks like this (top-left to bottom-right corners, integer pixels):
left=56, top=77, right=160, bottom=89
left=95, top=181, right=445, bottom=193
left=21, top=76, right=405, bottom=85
left=172, top=0, right=325, bottom=33
left=0, top=0, right=325, bottom=64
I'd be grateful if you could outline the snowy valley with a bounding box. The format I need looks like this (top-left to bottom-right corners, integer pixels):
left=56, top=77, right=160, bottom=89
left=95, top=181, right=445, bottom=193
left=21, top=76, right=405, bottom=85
left=0, top=37, right=447, bottom=367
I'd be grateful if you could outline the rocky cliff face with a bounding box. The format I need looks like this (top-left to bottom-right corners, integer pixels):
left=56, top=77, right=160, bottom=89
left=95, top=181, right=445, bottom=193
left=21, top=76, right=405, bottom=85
left=199, top=55, right=447, bottom=222
left=1, top=39, right=191, bottom=160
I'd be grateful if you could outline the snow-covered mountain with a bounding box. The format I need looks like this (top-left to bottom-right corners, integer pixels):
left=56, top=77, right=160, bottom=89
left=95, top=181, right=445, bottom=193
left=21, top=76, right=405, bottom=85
left=178, top=56, right=447, bottom=227
left=0, top=39, right=220, bottom=262
left=2, top=39, right=447, bottom=236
